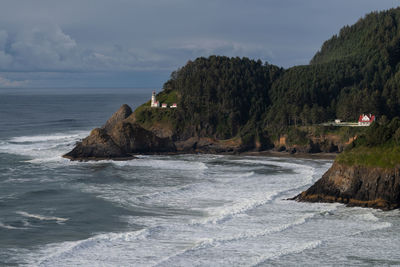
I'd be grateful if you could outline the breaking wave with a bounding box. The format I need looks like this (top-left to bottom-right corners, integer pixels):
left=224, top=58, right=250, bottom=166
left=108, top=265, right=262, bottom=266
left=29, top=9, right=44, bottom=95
left=16, top=211, right=69, bottom=223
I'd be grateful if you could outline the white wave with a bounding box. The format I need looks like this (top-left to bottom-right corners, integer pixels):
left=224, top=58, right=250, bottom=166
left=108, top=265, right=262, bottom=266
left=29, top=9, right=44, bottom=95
left=194, top=191, right=277, bottom=225
left=218, top=212, right=315, bottom=243
left=348, top=220, right=393, bottom=236
left=250, top=240, right=322, bottom=266
left=233, top=158, right=317, bottom=185
left=0, top=130, right=89, bottom=161
left=9, top=132, right=87, bottom=143
left=370, top=221, right=392, bottom=230
left=136, top=183, right=198, bottom=201
left=16, top=211, right=69, bottom=223
left=112, top=158, right=208, bottom=171
left=189, top=162, right=316, bottom=226
left=33, top=229, right=149, bottom=266
left=0, top=222, right=27, bottom=230
left=25, top=157, right=70, bottom=164
left=155, top=213, right=316, bottom=266
left=354, top=212, right=380, bottom=222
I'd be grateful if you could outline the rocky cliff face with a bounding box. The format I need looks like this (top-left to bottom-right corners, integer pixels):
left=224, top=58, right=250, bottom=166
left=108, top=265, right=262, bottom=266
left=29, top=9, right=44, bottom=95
left=64, top=104, right=254, bottom=160
left=103, top=104, right=132, bottom=132
left=274, top=135, right=355, bottom=154
left=63, top=104, right=176, bottom=160
left=64, top=104, right=353, bottom=160
left=295, top=162, right=400, bottom=210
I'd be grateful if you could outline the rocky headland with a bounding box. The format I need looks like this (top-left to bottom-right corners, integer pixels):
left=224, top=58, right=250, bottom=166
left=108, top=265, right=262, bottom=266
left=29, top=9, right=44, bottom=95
left=63, top=104, right=176, bottom=161
left=63, top=103, right=355, bottom=161
left=295, top=118, right=400, bottom=210
left=295, top=162, right=400, bottom=210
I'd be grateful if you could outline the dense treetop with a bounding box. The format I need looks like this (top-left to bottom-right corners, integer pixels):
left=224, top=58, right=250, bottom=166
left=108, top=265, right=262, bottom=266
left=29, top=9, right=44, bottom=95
left=161, top=56, right=280, bottom=140
left=135, top=7, right=400, bottom=148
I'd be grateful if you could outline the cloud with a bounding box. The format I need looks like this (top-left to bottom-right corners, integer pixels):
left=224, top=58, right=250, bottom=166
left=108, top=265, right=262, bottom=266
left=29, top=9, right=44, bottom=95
left=0, top=76, right=29, bottom=87
left=0, top=0, right=397, bottom=88
left=9, top=25, right=78, bottom=71
left=0, top=25, right=270, bottom=73
left=0, top=25, right=183, bottom=72
left=169, top=38, right=275, bottom=61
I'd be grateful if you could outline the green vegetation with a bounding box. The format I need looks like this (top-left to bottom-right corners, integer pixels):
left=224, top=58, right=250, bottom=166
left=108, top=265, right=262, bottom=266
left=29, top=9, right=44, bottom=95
left=337, top=118, right=400, bottom=168
left=155, top=89, right=179, bottom=105
left=133, top=89, right=180, bottom=131
left=337, top=145, right=400, bottom=168
left=161, top=56, right=281, bottom=146
left=134, top=106, right=179, bottom=130
left=133, top=7, right=400, bottom=151
left=267, top=7, right=400, bottom=132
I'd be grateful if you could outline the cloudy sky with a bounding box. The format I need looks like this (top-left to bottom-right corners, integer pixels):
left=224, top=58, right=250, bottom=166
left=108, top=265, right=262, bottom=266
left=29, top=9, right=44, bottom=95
left=0, top=0, right=398, bottom=88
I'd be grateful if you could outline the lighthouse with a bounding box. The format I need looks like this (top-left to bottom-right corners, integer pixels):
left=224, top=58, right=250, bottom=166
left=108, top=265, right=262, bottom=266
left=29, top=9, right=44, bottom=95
left=151, top=91, right=159, bottom=107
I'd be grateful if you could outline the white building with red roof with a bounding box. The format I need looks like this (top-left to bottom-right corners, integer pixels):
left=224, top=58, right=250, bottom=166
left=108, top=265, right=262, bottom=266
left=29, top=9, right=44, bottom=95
left=358, top=114, right=375, bottom=126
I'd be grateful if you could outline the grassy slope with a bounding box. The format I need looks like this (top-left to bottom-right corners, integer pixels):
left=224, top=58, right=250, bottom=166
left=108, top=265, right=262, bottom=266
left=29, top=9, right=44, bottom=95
left=133, top=90, right=179, bottom=130
left=336, top=143, right=400, bottom=168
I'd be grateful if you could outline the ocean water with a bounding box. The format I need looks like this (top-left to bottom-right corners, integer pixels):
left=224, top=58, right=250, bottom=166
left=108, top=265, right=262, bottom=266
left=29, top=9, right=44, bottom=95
left=1, top=88, right=400, bottom=267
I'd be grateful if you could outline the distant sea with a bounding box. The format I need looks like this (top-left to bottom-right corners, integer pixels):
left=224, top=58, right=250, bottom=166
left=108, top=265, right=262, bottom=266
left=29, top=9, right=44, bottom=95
left=1, top=88, right=400, bottom=266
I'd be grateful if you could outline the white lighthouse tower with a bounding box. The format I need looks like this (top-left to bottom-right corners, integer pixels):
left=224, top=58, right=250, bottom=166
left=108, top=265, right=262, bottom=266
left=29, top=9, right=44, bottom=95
left=151, top=91, right=159, bottom=107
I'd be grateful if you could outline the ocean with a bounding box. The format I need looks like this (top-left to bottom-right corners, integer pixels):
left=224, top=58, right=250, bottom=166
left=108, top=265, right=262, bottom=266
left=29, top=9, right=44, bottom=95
left=1, top=88, right=399, bottom=266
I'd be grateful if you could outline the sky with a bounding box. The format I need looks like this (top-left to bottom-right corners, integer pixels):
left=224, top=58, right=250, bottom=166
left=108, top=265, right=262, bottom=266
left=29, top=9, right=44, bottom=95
left=0, top=0, right=399, bottom=89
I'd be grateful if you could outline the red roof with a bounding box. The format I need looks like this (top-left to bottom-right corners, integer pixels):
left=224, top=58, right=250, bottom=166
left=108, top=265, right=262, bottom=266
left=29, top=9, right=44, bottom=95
left=358, top=114, right=375, bottom=123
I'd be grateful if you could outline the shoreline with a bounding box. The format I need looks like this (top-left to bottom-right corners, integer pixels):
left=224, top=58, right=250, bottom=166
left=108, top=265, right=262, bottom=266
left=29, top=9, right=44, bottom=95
left=240, top=150, right=337, bottom=160
left=63, top=149, right=338, bottom=161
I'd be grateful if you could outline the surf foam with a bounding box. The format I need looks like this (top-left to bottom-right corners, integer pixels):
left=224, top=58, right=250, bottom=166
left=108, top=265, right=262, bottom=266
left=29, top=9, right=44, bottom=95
left=16, top=211, right=69, bottom=223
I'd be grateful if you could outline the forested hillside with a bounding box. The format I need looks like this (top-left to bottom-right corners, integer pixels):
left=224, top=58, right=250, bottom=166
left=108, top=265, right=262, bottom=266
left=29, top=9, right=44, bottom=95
left=164, top=56, right=281, bottom=140
left=267, top=7, right=400, bottom=133
left=135, top=7, right=400, bottom=148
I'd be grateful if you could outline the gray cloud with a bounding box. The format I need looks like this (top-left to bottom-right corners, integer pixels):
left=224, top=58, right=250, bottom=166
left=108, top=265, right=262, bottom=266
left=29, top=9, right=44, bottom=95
left=0, top=0, right=398, bottom=87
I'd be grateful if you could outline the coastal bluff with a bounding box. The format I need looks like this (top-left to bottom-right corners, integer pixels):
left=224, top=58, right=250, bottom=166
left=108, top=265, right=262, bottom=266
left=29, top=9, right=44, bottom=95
left=63, top=104, right=245, bottom=161
left=295, top=162, right=400, bottom=210
left=63, top=104, right=176, bottom=161
left=295, top=117, right=400, bottom=210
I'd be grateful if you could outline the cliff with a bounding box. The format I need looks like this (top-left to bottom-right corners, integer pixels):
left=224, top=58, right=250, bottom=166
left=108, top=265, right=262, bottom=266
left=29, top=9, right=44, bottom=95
left=295, top=118, right=400, bottom=210
left=273, top=134, right=356, bottom=154
left=295, top=162, right=400, bottom=210
left=63, top=104, right=176, bottom=161
left=63, top=104, right=244, bottom=160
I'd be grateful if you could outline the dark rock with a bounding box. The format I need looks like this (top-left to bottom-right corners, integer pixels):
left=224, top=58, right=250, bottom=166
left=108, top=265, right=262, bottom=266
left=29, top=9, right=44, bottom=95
left=63, top=105, right=176, bottom=160
left=108, top=122, right=176, bottom=153
left=309, top=141, right=322, bottom=153
left=63, top=128, right=129, bottom=160
left=294, top=162, right=400, bottom=210
left=103, top=104, right=132, bottom=132
left=276, top=146, right=286, bottom=152
left=175, top=137, right=198, bottom=152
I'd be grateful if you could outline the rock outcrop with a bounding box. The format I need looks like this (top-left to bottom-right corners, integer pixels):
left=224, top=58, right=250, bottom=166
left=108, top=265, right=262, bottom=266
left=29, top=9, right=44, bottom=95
left=63, top=128, right=129, bottom=160
left=103, top=104, right=132, bottom=132
left=63, top=104, right=176, bottom=161
left=274, top=135, right=354, bottom=154
left=64, top=103, right=351, bottom=161
left=295, top=162, right=400, bottom=210
left=174, top=137, right=242, bottom=153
